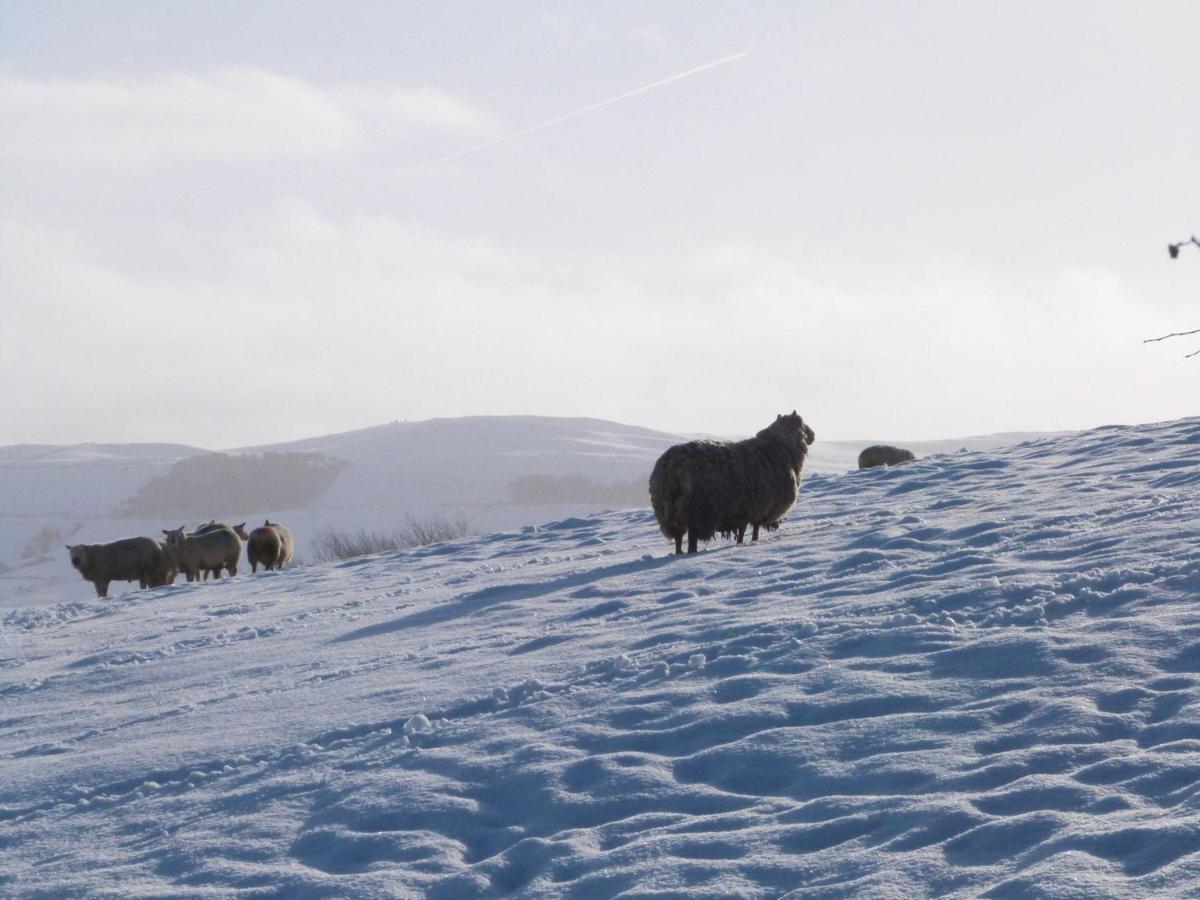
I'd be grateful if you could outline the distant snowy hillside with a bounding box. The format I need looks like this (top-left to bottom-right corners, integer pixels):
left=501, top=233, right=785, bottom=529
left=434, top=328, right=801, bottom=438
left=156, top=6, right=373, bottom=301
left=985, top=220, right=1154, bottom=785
left=0, top=415, right=1048, bottom=608
left=0, top=416, right=688, bottom=608
left=3, top=418, right=1200, bottom=896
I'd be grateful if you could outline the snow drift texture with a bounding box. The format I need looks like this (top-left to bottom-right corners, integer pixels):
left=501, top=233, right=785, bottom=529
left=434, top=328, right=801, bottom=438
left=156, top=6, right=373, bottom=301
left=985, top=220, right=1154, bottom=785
left=3, top=418, right=1200, bottom=897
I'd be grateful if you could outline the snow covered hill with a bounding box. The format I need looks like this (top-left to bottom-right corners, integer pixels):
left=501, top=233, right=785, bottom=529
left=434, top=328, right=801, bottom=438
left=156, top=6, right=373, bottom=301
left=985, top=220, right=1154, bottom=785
left=3, top=417, right=1199, bottom=896
left=0, top=416, right=687, bottom=608
left=0, top=415, right=1048, bottom=609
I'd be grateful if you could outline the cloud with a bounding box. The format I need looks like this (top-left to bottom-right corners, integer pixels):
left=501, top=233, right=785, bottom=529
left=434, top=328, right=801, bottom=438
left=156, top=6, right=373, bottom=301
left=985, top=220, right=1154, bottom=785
left=1, top=199, right=1193, bottom=448
left=334, top=84, right=496, bottom=136
left=0, top=67, right=495, bottom=171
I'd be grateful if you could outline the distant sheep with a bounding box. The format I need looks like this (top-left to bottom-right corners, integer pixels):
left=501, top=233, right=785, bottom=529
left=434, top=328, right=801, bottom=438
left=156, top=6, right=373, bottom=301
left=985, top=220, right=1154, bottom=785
left=858, top=445, right=916, bottom=469
left=163, top=526, right=240, bottom=581
left=649, top=411, right=815, bottom=554
left=67, top=537, right=172, bottom=598
left=246, top=519, right=294, bottom=572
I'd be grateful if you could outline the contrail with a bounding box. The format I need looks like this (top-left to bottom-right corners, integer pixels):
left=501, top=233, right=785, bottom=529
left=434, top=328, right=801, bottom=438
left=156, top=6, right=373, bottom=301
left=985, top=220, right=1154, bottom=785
left=388, top=51, right=748, bottom=179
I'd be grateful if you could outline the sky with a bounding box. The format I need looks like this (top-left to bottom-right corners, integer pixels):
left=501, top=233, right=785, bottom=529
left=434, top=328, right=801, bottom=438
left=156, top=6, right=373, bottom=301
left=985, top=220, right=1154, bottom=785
left=1, top=1, right=1197, bottom=448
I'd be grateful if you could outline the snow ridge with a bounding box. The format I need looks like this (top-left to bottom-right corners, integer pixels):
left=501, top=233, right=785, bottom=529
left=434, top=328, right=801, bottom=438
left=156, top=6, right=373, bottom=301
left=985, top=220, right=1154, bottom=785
left=2, top=419, right=1200, bottom=896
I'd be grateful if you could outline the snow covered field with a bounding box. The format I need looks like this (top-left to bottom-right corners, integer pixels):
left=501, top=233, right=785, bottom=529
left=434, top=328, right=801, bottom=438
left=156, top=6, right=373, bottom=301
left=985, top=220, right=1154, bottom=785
left=3, top=417, right=1199, bottom=897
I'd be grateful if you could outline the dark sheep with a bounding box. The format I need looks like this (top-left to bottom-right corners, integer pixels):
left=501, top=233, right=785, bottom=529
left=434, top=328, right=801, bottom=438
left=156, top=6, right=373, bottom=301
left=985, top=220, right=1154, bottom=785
left=246, top=519, right=294, bottom=572
left=67, top=537, right=170, bottom=598
left=649, top=411, right=815, bottom=554
left=858, top=445, right=916, bottom=469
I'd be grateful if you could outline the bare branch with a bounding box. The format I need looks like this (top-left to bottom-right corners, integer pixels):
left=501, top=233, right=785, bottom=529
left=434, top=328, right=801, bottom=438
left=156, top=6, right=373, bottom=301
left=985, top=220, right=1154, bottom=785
left=1168, top=235, right=1200, bottom=259
left=1144, top=328, right=1200, bottom=345
left=1148, top=234, right=1199, bottom=356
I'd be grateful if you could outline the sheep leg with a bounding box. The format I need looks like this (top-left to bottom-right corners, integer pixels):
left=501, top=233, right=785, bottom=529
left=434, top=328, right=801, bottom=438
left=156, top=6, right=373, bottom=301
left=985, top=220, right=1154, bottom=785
left=673, top=535, right=682, bottom=555
left=94, top=580, right=109, bottom=598
left=687, top=532, right=698, bottom=554
left=752, top=524, right=760, bottom=541
left=735, top=525, right=746, bottom=544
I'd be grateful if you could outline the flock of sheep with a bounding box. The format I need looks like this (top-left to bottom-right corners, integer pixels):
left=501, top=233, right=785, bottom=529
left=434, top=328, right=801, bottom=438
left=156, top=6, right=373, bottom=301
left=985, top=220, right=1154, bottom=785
left=66, top=520, right=294, bottom=598
left=63, top=415, right=915, bottom=596
left=650, top=411, right=915, bottom=554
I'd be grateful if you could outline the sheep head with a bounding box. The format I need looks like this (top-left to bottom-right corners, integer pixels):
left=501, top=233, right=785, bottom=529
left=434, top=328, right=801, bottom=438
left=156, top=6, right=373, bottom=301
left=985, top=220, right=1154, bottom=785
left=776, top=410, right=815, bottom=445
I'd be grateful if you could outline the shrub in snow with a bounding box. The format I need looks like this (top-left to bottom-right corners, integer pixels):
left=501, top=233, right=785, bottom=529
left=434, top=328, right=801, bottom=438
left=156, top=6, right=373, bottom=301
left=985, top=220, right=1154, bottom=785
left=311, top=515, right=471, bottom=562
left=21, top=525, right=64, bottom=561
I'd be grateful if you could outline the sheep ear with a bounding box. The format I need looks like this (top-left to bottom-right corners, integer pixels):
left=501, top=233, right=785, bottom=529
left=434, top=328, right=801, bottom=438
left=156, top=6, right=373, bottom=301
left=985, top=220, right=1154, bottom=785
left=162, top=530, right=170, bottom=535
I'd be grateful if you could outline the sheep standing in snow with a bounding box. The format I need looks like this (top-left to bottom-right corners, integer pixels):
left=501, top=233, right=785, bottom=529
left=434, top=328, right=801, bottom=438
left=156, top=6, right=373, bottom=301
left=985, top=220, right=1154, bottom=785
left=67, top=537, right=172, bottom=598
left=246, top=520, right=294, bottom=572
left=162, top=526, right=241, bottom=581
left=858, top=445, right=916, bottom=469
left=193, top=522, right=246, bottom=580
left=649, top=411, right=815, bottom=554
